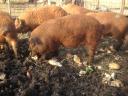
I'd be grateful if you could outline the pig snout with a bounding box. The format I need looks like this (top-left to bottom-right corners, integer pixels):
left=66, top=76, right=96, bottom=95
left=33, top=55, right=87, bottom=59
left=29, top=37, right=42, bottom=57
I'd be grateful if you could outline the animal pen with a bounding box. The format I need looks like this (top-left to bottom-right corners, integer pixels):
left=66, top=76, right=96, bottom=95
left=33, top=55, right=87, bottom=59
left=0, top=0, right=128, bottom=17
left=0, top=0, right=128, bottom=96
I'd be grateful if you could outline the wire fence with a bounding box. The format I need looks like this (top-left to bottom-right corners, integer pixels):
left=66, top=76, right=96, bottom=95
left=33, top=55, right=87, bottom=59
left=0, top=0, right=128, bottom=17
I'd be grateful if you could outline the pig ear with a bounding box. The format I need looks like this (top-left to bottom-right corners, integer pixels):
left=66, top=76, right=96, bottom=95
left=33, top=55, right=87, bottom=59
left=15, top=18, right=25, bottom=27
left=15, top=18, right=21, bottom=25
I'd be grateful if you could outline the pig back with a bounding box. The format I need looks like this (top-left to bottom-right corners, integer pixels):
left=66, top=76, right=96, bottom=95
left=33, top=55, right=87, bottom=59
left=19, top=5, right=68, bottom=30
left=31, top=14, right=103, bottom=44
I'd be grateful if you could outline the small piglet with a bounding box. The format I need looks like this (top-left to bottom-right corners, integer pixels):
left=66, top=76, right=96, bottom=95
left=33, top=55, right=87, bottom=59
left=29, top=15, right=103, bottom=65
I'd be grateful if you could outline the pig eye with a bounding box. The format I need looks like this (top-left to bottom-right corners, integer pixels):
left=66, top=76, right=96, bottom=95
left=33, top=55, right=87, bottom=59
left=30, top=37, right=42, bottom=46
left=36, top=38, right=42, bottom=44
left=33, top=37, right=42, bottom=44
left=30, top=38, right=36, bottom=46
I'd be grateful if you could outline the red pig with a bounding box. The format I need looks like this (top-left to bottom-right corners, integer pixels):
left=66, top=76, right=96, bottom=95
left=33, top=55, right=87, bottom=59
left=0, top=11, right=18, bottom=57
left=86, top=12, right=128, bottom=51
left=15, top=5, right=68, bottom=33
left=29, top=15, right=104, bottom=65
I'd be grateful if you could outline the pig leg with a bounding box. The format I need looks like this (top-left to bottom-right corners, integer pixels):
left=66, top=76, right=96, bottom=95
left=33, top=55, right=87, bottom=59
left=85, top=31, right=101, bottom=65
left=86, top=45, right=96, bottom=65
left=85, top=37, right=97, bottom=65
left=120, top=34, right=128, bottom=51
left=112, top=31, right=124, bottom=51
left=10, top=39, right=18, bottom=58
left=113, top=38, right=123, bottom=51
left=6, top=38, right=18, bottom=58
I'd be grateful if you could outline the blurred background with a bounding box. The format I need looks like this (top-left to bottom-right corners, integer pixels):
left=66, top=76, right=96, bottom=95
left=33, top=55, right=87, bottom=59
left=0, top=0, right=128, bottom=17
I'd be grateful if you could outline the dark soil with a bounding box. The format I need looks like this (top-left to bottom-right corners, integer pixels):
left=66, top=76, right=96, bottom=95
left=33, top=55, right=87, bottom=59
left=0, top=35, right=128, bottom=96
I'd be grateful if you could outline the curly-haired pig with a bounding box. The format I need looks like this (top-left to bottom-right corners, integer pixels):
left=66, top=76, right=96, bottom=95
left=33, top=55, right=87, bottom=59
left=0, top=11, right=18, bottom=57
left=29, top=15, right=103, bottom=65
left=15, top=5, right=68, bottom=33
left=86, top=12, right=128, bottom=51
left=62, top=3, right=94, bottom=15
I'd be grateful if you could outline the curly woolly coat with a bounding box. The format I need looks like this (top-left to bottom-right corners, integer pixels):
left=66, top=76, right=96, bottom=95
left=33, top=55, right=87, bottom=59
left=29, top=15, right=103, bottom=64
left=15, top=5, right=68, bottom=33
left=63, top=3, right=93, bottom=15
left=87, top=12, right=128, bottom=50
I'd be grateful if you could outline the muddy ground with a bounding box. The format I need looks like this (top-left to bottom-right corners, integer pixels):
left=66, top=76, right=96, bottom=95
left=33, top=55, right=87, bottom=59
left=0, top=34, right=128, bottom=96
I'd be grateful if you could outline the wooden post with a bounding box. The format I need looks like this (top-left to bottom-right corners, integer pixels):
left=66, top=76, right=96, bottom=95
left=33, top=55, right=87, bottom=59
left=96, top=0, right=99, bottom=9
left=120, top=0, right=125, bottom=14
left=34, top=0, right=37, bottom=7
left=48, top=0, right=51, bottom=5
left=83, top=0, right=85, bottom=8
left=57, top=0, right=62, bottom=6
left=7, top=0, right=11, bottom=15
left=72, top=0, right=75, bottom=4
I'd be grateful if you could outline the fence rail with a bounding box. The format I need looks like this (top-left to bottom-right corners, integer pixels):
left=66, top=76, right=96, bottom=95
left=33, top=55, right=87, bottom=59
left=0, top=0, right=128, bottom=17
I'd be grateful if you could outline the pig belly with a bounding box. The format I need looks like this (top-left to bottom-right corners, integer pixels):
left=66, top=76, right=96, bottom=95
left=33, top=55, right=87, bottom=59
left=62, top=35, right=84, bottom=48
